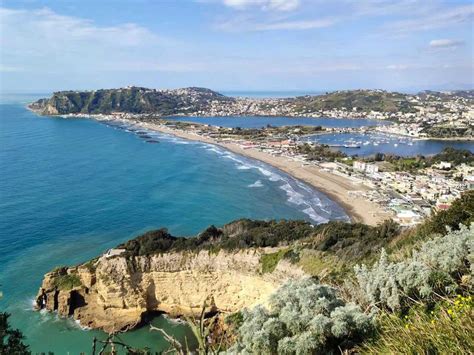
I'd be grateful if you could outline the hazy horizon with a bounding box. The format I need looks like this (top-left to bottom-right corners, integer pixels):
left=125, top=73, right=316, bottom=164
left=1, top=0, right=473, bottom=93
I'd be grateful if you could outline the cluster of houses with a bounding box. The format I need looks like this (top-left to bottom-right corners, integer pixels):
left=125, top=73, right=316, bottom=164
left=347, top=161, right=473, bottom=226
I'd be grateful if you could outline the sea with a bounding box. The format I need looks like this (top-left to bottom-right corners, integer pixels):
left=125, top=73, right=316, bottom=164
left=1, top=92, right=472, bottom=353
left=0, top=94, right=349, bottom=353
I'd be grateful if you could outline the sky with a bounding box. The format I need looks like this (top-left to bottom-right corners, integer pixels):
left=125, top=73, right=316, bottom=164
left=0, top=0, right=473, bottom=93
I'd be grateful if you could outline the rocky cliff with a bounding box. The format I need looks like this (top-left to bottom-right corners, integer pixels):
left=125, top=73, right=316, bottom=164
left=36, top=249, right=305, bottom=333
left=35, top=220, right=311, bottom=333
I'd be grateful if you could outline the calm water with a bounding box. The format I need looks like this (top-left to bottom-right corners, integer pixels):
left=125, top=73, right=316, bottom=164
left=0, top=97, right=348, bottom=353
left=303, top=132, right=474, bottom=156
left=166, top=115, right=389, bottom=128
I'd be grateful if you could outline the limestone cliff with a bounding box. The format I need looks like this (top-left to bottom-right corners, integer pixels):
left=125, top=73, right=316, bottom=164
left=35, top=248, right=305, bottom=333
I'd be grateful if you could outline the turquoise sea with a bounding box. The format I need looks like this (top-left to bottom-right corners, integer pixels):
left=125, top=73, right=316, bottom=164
left=0, top=95, right=348, bottom=353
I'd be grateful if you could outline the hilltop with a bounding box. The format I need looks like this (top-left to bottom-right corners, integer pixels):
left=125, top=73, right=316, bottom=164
left=29, top=87, right=418, bottom=117
left=28, top=86, right=231, bottom=116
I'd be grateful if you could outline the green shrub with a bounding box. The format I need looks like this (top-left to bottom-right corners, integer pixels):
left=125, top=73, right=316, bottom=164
left=53, top=273, right=82, bottom=291
left=228, top=278, right=374, bottom=354
left=260, top=249, right=288, bottom=274
left=354, top=223, right=473, bottom=311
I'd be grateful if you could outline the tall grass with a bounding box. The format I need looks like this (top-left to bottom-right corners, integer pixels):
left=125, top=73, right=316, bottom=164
left=358, top=295, right=474, bottom=354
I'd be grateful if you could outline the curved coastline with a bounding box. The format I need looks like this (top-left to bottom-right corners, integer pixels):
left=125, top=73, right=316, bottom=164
left=116, top=119, right=390, bottom=225
left=27, top=107, right=390, bottom=225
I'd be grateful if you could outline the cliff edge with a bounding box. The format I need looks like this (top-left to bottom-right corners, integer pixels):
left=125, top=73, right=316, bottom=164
left=35, top=220, right=310, bottom=333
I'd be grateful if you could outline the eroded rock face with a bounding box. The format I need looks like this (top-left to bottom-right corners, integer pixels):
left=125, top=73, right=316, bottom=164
left=36, top=249, right=305, bottom=333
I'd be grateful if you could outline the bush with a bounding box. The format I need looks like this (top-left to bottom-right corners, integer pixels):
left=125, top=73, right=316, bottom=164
left=410, top=190, right=474, bottom=241
left=358, top=296, right=474, bottom=354
left=0, top=312, right=30, bottom=354
left=118, top=219, right=314, bottom=257
left=260, top=249, right=288, bottom=274
left=354, top=223, right=473, bottom=311
left=53, top=273, right=82, bottom=291
left=227, top=278, right=374, bottom=354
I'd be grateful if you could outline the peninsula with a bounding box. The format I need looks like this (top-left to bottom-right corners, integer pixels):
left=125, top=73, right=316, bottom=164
left=28, top=87, right=474, bottom=226
left=29, top=86, right=474, bottom=139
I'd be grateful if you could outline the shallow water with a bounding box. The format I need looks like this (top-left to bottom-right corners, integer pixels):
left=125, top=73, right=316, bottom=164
left=0, top=97, right=348, bottom=353
left=166, top=115, right=389, bottom=128
left=303, top=132, right=474, bottom=156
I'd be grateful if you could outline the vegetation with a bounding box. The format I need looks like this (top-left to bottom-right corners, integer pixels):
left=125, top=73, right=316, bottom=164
left=354, top=224, right=473, bottom=311
left=421, top=125, right=473, bottom=139
left=290, top=90, right=417, bottom=114
left=118, top=219, right=314, bottom=257
left=367, top=147, right=474, bottom=172
left=0, top=312, right=30, bottom=355
left=396, top=189, right=474, bottom=249
left=228, top=278, right=374, bottom=354
left=31, top=87, right=229, bottom=115
left=358, top=296, right=473, bottom=354
left=31, top=88, right=419, bottom=117
left=260, top=249, right=288, bottom=274
left=297, top=142, right=347, bottom=162
left=52, top=273, right=82, bottom=291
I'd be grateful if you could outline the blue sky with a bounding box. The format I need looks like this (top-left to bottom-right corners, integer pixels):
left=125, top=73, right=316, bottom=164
left=0, top=0, right=472, bottom=93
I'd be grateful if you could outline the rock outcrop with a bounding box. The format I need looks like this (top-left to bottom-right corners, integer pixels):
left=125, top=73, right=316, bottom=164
left=35, top=248, right=305, bottom=333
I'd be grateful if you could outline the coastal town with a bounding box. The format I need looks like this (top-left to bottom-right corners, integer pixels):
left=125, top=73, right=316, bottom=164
left=87, top=113, right=473, bottom=227
left=159, top=121, right=473, bottom=226
left=29, top=86, right=474, bottom=227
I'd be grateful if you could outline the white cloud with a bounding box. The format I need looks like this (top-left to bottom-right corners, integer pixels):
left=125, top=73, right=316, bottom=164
left=386, top=4, right=474, bottom=33
left=386, top=64, right=409, bottom=70
left=429, top=39, right=465, bottom=49
left=216, top=16, right=336, bottom=31
left=222, top=0, right=300, bottom=11
left=0, top=7, right=179, bottom=74
left=252, top=18, right=335, bottom=30
left=0, top=65, right=25, bottom=72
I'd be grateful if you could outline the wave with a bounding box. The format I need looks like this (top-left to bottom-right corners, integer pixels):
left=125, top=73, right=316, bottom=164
left=100, top=120, right=349, bottom=224
left=248, top=180, right=263, bottom=188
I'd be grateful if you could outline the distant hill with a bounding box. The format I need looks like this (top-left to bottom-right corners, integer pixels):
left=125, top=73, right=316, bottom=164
left=290, top=89, right=417, bottom=113
left=29, top=86, right=232, bottom=115
left=29, top=87, right=421, bottom=116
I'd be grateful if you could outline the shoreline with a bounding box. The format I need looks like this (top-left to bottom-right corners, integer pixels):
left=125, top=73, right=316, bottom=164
left=130, top=120, right=391, bottom=225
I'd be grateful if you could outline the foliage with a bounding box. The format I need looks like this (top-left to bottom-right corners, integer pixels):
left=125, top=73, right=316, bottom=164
left=297, top=143, right=347, bottom=162
left=53, top=273, right=82, bottom=291
left=354, top=223, right=474, bottom=311
left=291, top=89, right=416, bottom=114
left=413, top=190, right=474, bottom=240
left=358, top=295, right=474, bottom=354
left=366, top=147, right=474, bottom=172
left=0, top=312, right=30, bottom=355
left=119, top=219, right=314, bottom=257
left=228, top=278, right=374, bottom=354
left=309, top=219, right=399, bottom=265
left=37, top=87, right=228, bottom=115
left=260, top=249, right=288, bottom=274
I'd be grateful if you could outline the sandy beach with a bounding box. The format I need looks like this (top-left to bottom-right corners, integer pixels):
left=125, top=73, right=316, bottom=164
left=133, top=121, right=391, bottom=225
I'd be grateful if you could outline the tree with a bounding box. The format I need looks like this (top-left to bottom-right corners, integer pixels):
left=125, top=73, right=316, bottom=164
left=0, top=312, right=30, bottom=355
